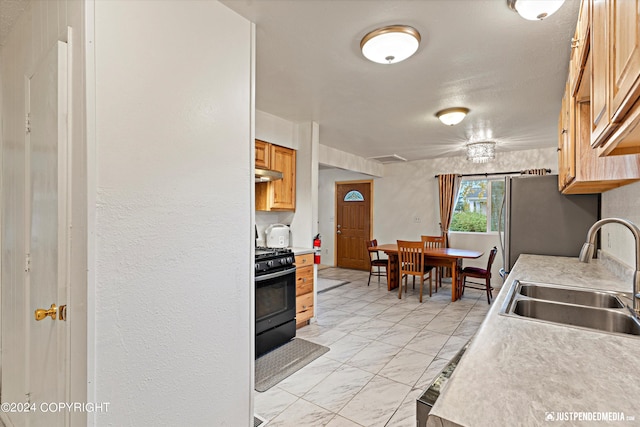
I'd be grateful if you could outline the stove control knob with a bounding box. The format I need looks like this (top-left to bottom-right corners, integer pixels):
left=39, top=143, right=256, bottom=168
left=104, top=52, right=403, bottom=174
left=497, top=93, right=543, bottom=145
left=266, top=260, right=274, bottom=268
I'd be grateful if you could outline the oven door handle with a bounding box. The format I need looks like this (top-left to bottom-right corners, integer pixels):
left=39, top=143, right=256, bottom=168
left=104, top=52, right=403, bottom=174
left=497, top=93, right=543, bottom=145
left=255, top=267, right=297, bottom=282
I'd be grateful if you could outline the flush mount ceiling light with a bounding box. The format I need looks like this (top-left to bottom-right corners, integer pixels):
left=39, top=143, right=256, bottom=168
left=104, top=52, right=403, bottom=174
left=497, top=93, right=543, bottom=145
left=466, top=142, right=496, bottom=163
left=360, top=25, right=421, bottom=64
left=507, top=0, right=565, bottom=20
left=436, top=107, right=470, bottom=126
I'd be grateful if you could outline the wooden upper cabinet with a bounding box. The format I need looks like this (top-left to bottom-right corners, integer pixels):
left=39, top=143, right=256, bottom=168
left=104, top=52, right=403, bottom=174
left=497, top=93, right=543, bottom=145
left=560, top=22, right=640, bottom=194
left=570, top=0, right=590, bottom=96
left=255, top=139, right=270, bottom=169
left=591, top=0, right=640, bottom=155
left=269, top=145, right=296, bottom=210
left=558, top=80, right=576, bottom=190
left=609, top=0, right=640, bottom=122
left=255, top=140, right=296, bottom=211
left=590, top=0, right=612, bottom=147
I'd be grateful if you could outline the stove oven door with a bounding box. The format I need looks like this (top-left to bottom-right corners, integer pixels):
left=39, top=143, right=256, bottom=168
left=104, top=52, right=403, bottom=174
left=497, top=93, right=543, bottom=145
left=255, top=266, right=297, bottom=357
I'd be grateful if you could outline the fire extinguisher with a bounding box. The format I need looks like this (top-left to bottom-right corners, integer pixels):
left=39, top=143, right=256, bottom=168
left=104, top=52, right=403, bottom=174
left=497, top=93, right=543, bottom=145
left=313, top=234, right=321, bottom=264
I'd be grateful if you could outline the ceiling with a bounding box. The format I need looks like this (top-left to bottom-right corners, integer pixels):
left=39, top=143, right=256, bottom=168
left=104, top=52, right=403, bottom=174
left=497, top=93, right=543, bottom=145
left=1, top=0, right=580, bottom=162
left=221, top=0, right=580, bottom=162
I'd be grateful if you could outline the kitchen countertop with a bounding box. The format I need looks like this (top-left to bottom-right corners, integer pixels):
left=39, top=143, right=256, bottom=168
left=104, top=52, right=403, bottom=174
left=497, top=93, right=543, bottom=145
left=289, top=247, right=314, bottom=255
left=427, top=254, right=640, bottom=427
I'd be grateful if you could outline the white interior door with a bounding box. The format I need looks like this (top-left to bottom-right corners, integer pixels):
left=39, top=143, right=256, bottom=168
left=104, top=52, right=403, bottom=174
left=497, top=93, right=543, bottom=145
left=20, top=40, right=69, bottom=427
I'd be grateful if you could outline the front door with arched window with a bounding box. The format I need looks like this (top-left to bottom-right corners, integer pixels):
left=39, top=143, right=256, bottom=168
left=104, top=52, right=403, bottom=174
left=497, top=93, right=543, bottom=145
left=335, top=181, right=372, bottom=270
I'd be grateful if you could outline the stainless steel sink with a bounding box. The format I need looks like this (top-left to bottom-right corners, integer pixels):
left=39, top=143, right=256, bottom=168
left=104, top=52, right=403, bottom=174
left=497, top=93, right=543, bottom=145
left=518, top=283, right=624, bottom=308
left=500, top=281, right=640, bottom=337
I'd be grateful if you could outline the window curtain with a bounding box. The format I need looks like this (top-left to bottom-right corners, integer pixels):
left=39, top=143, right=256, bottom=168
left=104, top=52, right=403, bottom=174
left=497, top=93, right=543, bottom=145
left=438, top=174, right=461, bottom=246
left=438, top=174, right=461, bottom=278
left=521, top=168, right=548, bottom=175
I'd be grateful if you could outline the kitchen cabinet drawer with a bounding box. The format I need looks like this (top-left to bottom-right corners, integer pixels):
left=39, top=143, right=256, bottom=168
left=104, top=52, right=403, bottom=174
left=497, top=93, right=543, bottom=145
left=296, top=267, right=314, bottom=295
left=295, top=253, right=313, bottom=267
left=296, top=293, right=314, bottom=324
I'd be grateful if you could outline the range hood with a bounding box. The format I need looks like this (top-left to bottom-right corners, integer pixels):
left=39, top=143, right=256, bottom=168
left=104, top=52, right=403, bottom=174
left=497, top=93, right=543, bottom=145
left=255, top=168, right=283, bottom=183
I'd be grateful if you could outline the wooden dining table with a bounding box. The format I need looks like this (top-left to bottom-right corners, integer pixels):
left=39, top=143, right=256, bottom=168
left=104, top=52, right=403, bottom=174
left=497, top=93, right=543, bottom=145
left=369, top=244, right=484, bottom=302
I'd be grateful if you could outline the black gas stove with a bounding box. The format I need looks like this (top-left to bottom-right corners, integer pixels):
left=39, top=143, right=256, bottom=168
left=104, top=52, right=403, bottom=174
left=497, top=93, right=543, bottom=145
left=254, top=246, right=297, bottom=357
left=255, top=247, right=295, bottom=275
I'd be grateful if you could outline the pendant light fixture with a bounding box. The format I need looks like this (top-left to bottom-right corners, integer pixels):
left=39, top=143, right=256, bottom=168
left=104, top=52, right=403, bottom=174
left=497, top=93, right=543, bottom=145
left=360, top=25, right=421, bottom=64
left=466, top=142, right=496, bottom=163
left=436, top=107, right=470, bottom=126
left=507, top=0, right=565, bottom=21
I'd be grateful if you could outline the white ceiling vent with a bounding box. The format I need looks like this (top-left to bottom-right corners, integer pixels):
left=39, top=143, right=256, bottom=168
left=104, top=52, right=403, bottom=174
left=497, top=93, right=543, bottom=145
left=368, top=154, right=408, bottom=164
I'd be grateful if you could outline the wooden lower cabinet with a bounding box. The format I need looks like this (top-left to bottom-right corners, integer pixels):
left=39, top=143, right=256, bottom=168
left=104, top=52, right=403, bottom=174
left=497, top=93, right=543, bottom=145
left=295, top=253, right=314, bottom=328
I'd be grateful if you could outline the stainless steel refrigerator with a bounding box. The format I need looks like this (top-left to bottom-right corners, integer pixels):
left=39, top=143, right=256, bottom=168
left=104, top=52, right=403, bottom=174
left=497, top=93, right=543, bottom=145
left=500, top=174, right=600, bottom=276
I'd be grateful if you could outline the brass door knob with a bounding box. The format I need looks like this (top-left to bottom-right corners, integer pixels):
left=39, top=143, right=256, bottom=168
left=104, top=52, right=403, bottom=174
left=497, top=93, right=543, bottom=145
left=35, top=304, right=57, bottom=321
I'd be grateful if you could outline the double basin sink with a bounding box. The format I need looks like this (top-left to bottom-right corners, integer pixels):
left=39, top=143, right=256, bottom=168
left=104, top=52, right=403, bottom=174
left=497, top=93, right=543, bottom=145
left=500, top=281, right=640, bottom=337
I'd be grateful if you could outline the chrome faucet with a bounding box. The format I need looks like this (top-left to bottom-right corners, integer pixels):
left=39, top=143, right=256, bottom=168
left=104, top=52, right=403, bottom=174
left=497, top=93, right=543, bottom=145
left=579, top=218, right=640, bottom=316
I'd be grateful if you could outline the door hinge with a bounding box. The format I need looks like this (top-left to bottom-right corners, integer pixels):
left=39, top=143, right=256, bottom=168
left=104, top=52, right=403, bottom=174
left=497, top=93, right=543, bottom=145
left=25, top=253, right=31, bottom=272
left=25, top=113, right=31, bottom=134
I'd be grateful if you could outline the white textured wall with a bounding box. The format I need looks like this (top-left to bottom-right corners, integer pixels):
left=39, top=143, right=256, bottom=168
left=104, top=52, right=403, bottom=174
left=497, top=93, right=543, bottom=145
left=601, top=180, right=640, bottom=269
left=256, top=109, right=296, bottom=149
left=319, top=147, right=558, bottom=282
left=319, top=144, right=384, bottom=177
left=93, top=1, right=252, bottom=425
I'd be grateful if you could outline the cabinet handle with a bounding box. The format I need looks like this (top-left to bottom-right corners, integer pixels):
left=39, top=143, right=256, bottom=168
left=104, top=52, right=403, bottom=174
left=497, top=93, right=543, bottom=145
left=302, top=278, right=306, bottom=282
left=302, top=305, right=307, bottom=309
left=571, top=37, right=579, bottom=48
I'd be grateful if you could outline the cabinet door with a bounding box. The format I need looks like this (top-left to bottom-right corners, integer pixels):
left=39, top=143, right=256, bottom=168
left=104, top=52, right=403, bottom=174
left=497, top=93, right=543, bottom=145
left=570, top=0, right=590, bottom=96
left=591, top=0, right=613, bottom=147
left=255, top=139, right=270, bottom=169
left=270, top=145, right=296, bottom=210
left=558, top=81, right=575, bottom=190
left=609, top=0, right=640, bottom=122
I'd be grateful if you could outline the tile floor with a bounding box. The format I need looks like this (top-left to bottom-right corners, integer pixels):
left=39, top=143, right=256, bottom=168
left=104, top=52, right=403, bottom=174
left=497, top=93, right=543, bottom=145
left=254, top=267, right=494, bottom=427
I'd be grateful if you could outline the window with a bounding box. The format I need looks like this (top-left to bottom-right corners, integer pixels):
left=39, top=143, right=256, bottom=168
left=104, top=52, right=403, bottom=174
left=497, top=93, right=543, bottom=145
left=344, top=190, right=364, bottom=202
left=450, top=178, right=505, bottom=233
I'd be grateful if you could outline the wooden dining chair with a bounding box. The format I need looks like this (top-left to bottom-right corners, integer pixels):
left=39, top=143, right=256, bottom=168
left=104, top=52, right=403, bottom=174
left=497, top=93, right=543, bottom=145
left=421, top=235, right=445, bottom=290
left=459, top=246, right=498, bottom=304
left=365, top=239, right=388, bottom=286
left=397, top=240, right=433, bottom=302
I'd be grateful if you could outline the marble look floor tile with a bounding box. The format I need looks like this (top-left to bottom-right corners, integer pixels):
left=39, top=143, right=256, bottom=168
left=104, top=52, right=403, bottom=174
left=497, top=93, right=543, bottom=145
left=253, top=386, right=298, bottom=422
left=422, top=316, right=462, bottom=335
left=405, top=329, right=451, bottom=356
left=325, top=415, right=364, bottom=427
left=334, top=315, right=374, bottom=333
left=452, top=319, right=482, bottom=338
left=350, top=318, right=396, bottom=340
left=346, top=340, right=401, bottom=374
left=436, top=335, right=469, bottom=361
left=376, top=305, right=412, bottom=323
left=339, top=299, right=372, bottom=313
left=316, top=310, right=354, bottom=329
left=338, top=375, right=411, bottom=427
left=384, top=387, right=424, bottom=427
left=357, top=302, right=390, bottom=317
left=376, top=324, right=420, bottom=348
left=402, top=310, right=438, bottom=329
left=377, top=348, right=432, bottom=387
left=267, top=398, right=335, bottom=427
left=303, top=365, right=374, bottom=413
left=277, top=356, right=343, bottom=397
left=325, top=334, right=373, bottom=363
left=414, top=357, right=450, bottom=391
left=303, top=328, right=349, bottom=347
